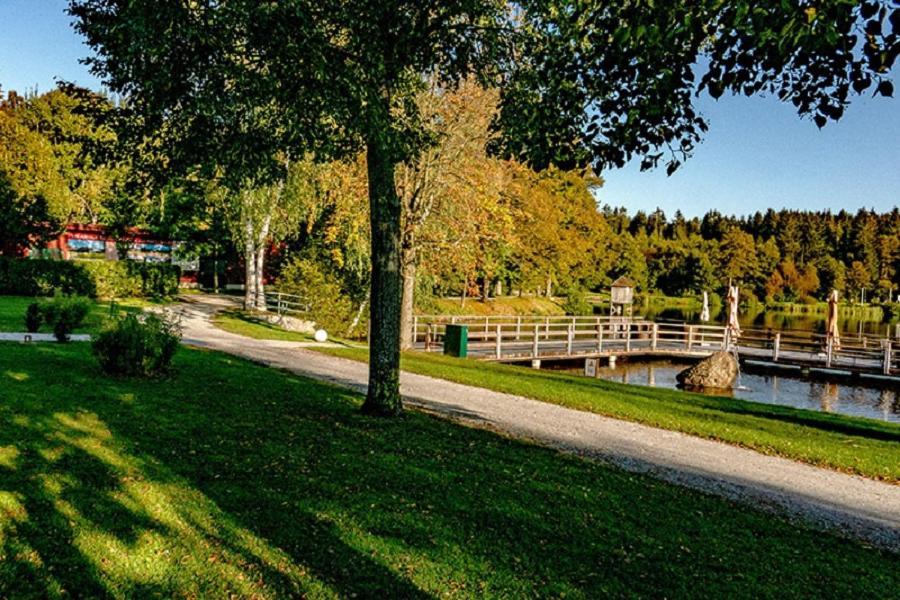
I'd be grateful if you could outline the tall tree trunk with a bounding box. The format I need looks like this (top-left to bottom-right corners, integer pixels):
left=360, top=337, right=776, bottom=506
left=399, top=242, right=417, bottom=350
left=362, top=134, right=403, bottom=416
left=495, top=279, right=503, bottom=298
left=254, top=245, right=267, bottom=311
left=546, top=275, right=553, bottom=298
left=481, top=277, right=490, bottom=302
left=254, top=215, right=271, bottom=311
left=244, top=226, right=256, bottom=310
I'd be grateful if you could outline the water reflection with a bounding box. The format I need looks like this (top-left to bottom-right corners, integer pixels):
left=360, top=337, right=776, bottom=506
left=638, top=304, right=899, bottom=338
left=583, top=359, right=899, bottom=423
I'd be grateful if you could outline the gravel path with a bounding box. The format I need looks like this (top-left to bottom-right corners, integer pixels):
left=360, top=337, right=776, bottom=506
left=176, top=294, right=900, bottom=552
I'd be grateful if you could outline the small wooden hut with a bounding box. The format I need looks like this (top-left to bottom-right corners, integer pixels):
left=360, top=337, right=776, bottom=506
left=610, top=276, right=635, bottom=318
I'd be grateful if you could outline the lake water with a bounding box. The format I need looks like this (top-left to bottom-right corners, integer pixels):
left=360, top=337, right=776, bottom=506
left=569, top=359, right=899, bottom=423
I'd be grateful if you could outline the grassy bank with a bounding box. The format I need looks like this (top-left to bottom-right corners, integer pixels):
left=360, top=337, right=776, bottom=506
left=422, top=296, right=565, bottom=316
left=0, top=295, right=156, bottom=334
left=310, top=347, right=900, bottom=482
left=0, top=343, right=897, bottom=597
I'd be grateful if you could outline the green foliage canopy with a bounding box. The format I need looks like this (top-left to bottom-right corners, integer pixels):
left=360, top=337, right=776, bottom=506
left=70, top=0, right=898, bottom=413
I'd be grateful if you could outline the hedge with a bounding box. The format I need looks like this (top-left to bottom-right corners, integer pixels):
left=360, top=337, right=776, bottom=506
left=0, top=257, right=181, bottom=299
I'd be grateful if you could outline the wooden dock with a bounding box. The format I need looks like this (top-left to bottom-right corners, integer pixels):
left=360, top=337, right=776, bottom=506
left=413, top=315, right=900, bottom=380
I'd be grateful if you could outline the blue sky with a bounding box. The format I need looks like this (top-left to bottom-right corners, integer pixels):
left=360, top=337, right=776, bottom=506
left=1, top=0, right=898, bottom=218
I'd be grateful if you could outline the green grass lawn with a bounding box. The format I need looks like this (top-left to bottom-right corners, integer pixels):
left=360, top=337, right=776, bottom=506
left=211, top=309, right=315, bottom=342
left=0, top=343, right=896, bottom=598
left=0, top=295, right=157, bottom=335
left=310, top=347, right=900, bottom=482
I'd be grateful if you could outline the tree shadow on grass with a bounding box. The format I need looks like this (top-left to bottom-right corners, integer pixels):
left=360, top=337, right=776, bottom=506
left=0, top=346, right=432, bottom=598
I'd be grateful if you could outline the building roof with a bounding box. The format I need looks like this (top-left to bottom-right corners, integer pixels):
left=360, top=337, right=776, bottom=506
left=611, top=276, right=635, bottom=288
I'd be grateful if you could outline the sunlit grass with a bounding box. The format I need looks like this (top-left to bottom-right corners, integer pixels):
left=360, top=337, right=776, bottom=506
left=310, top=346, right=900, bottom=482
left=0, top=343, right=897, bottom=597
left=212, top=309, right=315, bottom=342
left=0, top=295, right=162, bottom=335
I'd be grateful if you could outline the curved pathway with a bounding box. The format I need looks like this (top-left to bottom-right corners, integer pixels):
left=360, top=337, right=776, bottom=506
left=175, top=294, right=900, bottom=552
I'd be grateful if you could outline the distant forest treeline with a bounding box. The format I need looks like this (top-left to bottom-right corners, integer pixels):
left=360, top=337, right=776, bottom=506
left=590, top=206, right=899, bottom=304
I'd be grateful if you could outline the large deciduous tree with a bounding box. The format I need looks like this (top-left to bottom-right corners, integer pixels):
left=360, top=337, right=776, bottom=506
left=71, top=0, right=897, bottom=415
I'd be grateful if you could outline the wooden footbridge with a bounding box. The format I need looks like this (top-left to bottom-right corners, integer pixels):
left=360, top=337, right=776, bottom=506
left=412, top=315, right=900, bottom=380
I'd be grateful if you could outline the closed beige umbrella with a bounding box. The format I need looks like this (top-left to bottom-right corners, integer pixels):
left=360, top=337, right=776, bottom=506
left=726, top=285, right=741, bottom=347
left=700, top=291, right=710, bottom=323
left=826, top=289, right=841, bottom=350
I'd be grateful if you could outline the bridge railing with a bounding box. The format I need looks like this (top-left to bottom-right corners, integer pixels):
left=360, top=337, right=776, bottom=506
left=737, top=327, right=896, bottom=375
left=414, top=316, right=897, bottom=375
left=415, top=318, right=729, bottom=360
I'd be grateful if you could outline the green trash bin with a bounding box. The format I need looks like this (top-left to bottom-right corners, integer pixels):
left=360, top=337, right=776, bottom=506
left=443, top=324, right=468, bottom=358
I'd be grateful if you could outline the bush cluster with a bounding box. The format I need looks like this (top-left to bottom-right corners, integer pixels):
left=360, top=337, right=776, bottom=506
left=28, top=295, right=93, bottom=342
left=0, top=257, right=95, bottom=296
left=0, top=257, right=180, bottom=299
left=79, top=260, right=180, bottom=298
left=277, top=257, right=360, bottom=336
left=92, top=313, right=181, bottom=377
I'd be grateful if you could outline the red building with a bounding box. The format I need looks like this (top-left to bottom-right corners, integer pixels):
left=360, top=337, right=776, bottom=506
left=31, top=224, right=199, bottom=285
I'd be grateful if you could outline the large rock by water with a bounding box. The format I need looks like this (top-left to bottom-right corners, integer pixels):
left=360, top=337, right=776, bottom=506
left=676, top=351, right=738, bottom=389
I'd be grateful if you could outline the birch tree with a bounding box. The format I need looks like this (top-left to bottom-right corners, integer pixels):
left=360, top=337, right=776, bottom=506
left=224, top=160, right=318, bottom=311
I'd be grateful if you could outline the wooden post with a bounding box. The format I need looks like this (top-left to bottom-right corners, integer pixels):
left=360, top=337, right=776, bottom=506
left=826, top=336, right=833, bottom=368
left=495, top=324, right=502, bottom=359
left=451, top=315, right=458, bottom=324
left=597, top=323, right=603, bottom=352
left=567, top=324, right=574, bottom=355
left=885, top=341, right=892, bottom=376
left=625, top=324, right=631, bottom=352
left=651, top=323, right=658, bottom=351
left=773, top=333, right=781, bottom=362
left=484, top=317, right=489, bottom=335
left=532, top=324, right=540, bottom=357
left=687, top=326, right=694, bottom=351
left=516, top=316, right=522, bottom=340
left=425, top=324, right=432, bottom=352
left=413, top=316, right=419, bottom=345
left=545, top=316, right=550, bottom=339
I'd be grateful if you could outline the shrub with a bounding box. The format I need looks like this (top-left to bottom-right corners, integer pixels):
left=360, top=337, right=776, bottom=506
left=93, top=313, right=181, bottom=377
left=39, top=295, right=92, bottom=342
left=0, top=257, right=95, bottom=296
left=0, top=257, right=180, bottom=299
left=79, top=260, right=181, bottom=298
left=78, top=260, right=142, bottom=298
left=24, top=302, right=42, bottom=333
left=560, top=287, right=593, bottom=316
left=277, top=257, right=357, bottom=335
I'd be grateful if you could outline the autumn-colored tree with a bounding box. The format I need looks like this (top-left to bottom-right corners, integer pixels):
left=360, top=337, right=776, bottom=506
left=846, top=260, right=874, bottom=301
left=396, top=81, right=504, bottom=347
left=506, top=165, right=608, bottom=297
